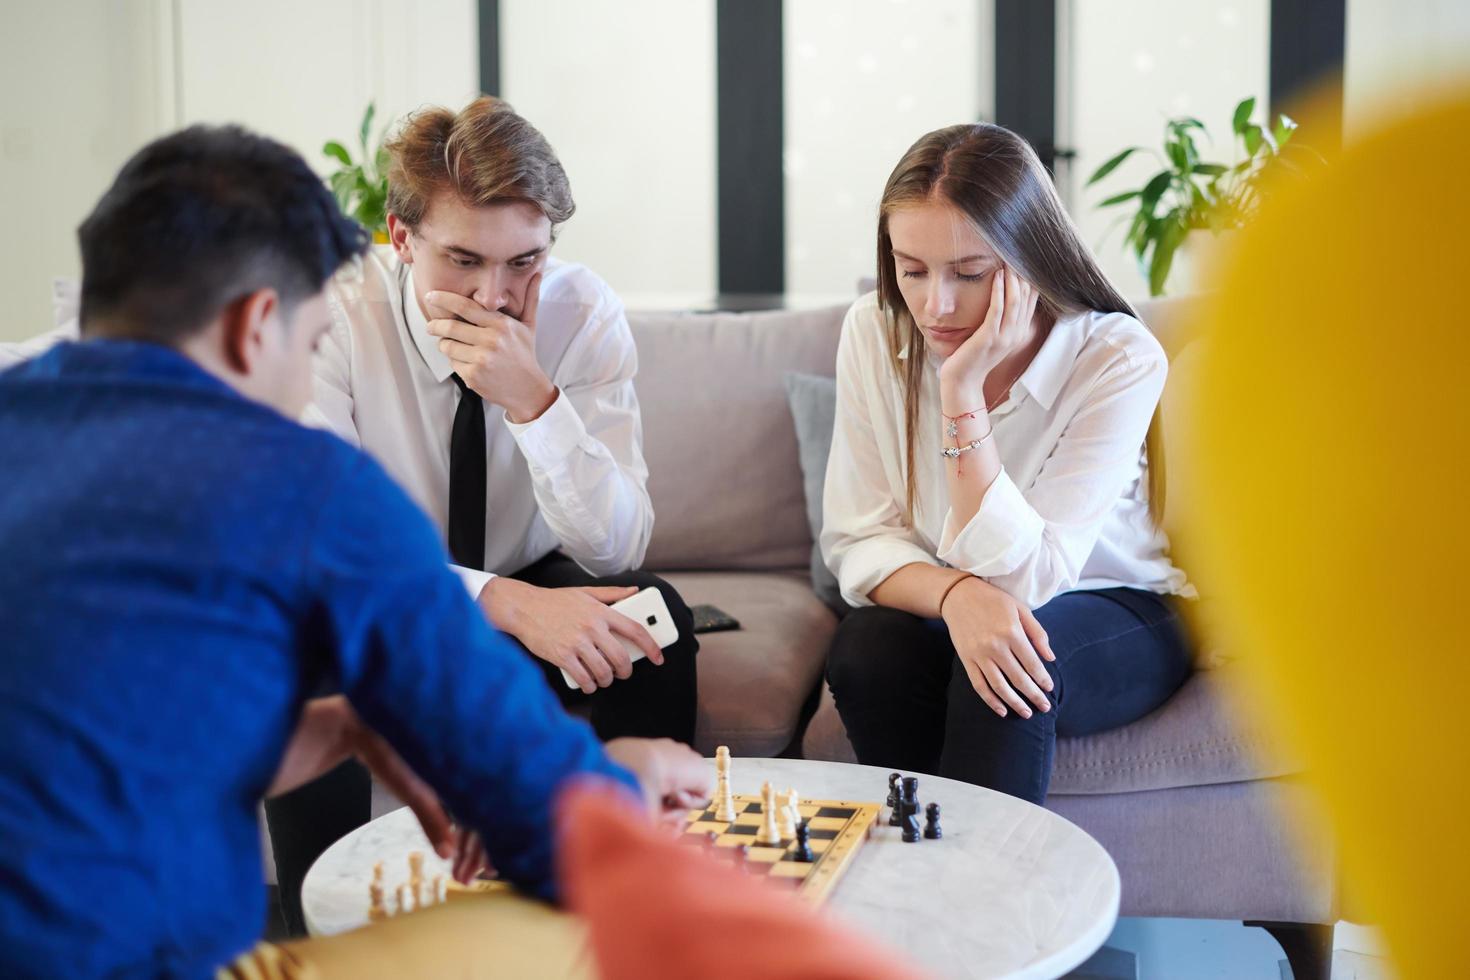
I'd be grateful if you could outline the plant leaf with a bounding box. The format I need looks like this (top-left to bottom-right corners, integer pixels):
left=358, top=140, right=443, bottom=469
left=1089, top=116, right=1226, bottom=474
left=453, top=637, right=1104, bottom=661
left=359, top=103, right=376, bottom=155
left=328, top=170, right=357, bottom=211
left=1099, top=190, right=1140, bottom=207
left=1149, top=220, right=1188, bottom=296
left=1139, top=170, right=1174, bottom=215
left=1167, top=139, right=1189, bottom=172
left=322, top=141, right=352, bottom=167
left=1232, top=97, right=1256, bottom=136
left=1192, top=163, right=1228, bottom=176
left=1087, top=146, right=1141, bottom=186
left=1273, top=114, right=1297, bottom=147
left=1243, top=124, right=1264, bottom=156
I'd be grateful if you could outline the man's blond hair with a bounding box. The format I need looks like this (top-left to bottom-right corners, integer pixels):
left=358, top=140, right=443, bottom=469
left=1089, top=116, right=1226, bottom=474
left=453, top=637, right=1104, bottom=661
left=385, top=95, right=574, bottom=228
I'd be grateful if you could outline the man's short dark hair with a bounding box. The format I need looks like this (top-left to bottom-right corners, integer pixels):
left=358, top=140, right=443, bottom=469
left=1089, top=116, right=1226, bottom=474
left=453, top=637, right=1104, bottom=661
left=78, top=125, right=369, bottom=343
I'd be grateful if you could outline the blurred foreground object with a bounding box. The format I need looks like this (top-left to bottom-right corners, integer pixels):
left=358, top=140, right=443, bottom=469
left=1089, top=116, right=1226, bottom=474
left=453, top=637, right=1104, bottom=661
left=1185, top=90, right=1470, bottom=978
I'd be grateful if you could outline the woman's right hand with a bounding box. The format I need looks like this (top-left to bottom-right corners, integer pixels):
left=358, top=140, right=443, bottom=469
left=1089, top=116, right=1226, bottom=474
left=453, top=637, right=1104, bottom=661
left=941, top=576, right=1056, bottom=718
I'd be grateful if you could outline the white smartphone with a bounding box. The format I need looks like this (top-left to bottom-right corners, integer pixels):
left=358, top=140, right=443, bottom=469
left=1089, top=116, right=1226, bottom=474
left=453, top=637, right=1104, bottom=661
left=561, top=586, right=680, bottom=688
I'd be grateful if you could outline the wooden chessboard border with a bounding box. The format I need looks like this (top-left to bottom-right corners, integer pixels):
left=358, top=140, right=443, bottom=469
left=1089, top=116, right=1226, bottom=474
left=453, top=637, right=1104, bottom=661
left=681, top=794, right=880, bottom=904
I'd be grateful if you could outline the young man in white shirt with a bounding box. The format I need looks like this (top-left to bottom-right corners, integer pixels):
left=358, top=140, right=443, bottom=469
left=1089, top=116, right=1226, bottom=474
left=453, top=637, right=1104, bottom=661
left=266, top=96, right=698, bottom=934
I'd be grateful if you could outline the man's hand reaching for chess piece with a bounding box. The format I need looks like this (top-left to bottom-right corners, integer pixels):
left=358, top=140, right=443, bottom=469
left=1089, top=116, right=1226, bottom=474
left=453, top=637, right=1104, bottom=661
left=268, top=696, right=454, bottom=859
left=448, top=737, right=711, bottom=884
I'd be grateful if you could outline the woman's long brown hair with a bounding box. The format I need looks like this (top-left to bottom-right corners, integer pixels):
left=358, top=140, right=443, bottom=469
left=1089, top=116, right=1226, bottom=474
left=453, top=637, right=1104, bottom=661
left=876, top=123, right=1165, bottom=525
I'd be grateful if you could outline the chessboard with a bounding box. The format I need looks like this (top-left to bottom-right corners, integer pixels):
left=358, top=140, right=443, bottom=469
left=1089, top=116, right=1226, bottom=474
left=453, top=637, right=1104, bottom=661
left=681, top=794, right=880, bottom=904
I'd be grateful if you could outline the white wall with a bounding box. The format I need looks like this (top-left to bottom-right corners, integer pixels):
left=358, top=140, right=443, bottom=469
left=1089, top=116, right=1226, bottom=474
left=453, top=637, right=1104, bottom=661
left=175, top=0, right=478, bottom=173
left=500, top=0, right=718, bottom=305
left=0, top=0, right=477, bottom=343
left=1345, top=0, right=1470, bottom=139
left=0, top=2, right=172, bottom=341
left=1060, top=0, right=1271, bottom=301
left=784, top=0, right=990, bottom=298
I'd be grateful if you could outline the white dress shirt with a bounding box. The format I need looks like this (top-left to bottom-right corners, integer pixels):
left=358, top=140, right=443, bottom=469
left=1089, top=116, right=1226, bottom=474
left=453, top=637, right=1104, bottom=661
left=821, top=291, right=1190, bottom=610
left=308, top=246, right=654, bottom=596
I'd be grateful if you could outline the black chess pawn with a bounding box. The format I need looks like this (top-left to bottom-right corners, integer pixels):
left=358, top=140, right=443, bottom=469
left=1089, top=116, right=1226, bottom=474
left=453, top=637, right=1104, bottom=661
left=900, top=776, right=922, bottom=843
left=793, top=819, right=815, bottom=863
left=924, top=802, right=942, bottom=840
left=887, top=772, right=904, bottom=826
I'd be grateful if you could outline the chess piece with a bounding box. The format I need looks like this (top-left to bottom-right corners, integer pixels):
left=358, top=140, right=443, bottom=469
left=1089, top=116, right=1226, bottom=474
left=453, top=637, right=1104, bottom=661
left=395, top=883, right=410, bottom=914
left=368, top=882, right=388, bottom=921
left=714, top=745, right=737, bottom=821
left=924, top=802, right=942, bottom=840
left=408, top=851, right=424, bottom=906
left=776, top=788, right=797, bottom=839
left=793, top=819, right=815, bottom=863
left=785, top=786, right=802, bottom=829
left=368, top=861, right=388, bottom=920
left=901, top=776, right=922, bottom=843
left=757, top=781, right=781, bottom=844
left=703, top=830, right=719, bottom=849
left=888, top=772, right=904, bottom=827
left=431, top=874, right=445, bottom=905
left=732, top=844, right=750, bottom=871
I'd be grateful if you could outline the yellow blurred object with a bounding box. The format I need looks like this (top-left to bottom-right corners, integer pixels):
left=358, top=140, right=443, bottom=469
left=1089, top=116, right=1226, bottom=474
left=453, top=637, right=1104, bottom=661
left=217, top=890, right=591, bottom=980
left=1185, top=91, right=1470, bottom=977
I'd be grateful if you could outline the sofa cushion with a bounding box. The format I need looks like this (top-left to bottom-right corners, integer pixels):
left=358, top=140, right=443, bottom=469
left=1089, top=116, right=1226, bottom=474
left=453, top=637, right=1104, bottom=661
left=630, top=305, right=847, bottom=571
left=660, top=570, right=837, bottom=757
left=781, top=371, right=849, bottom=616
left=802, top=660, right=1303, bottom=794
left=1049, top=660, right=1302, bottom=794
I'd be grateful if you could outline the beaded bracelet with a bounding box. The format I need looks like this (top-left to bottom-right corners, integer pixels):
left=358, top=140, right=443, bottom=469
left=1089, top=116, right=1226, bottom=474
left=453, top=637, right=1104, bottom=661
left=940, top=428, right=995, bottom=459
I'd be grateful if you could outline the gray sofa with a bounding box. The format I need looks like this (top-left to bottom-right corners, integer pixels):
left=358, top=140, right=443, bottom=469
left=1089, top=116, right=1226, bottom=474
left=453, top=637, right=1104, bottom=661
left=628, top=297, right=1341, bottom=973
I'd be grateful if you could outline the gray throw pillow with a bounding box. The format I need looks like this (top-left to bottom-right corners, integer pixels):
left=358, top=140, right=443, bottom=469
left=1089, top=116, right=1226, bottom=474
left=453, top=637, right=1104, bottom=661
left=783, top=372, right=850, bottom=617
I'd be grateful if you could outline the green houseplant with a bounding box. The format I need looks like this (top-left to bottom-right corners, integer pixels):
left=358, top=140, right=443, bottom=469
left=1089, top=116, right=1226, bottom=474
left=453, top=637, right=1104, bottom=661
left=323, top=103, right=391, bottom=243
left=1087, top=97, right=1300, bottom=296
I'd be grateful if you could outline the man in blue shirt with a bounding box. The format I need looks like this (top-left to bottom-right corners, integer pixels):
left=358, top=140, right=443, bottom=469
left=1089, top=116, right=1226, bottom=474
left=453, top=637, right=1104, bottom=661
left=0, top=125, right=708, bottom=978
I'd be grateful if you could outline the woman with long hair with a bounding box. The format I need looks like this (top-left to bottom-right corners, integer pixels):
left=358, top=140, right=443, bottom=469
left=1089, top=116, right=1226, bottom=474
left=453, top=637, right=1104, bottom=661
left=821, top=123, right=1194, bottom=804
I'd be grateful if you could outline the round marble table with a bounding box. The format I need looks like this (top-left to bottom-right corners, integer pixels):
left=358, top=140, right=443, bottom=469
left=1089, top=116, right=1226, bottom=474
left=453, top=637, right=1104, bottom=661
left=303, top=758, right=1119, bottom=979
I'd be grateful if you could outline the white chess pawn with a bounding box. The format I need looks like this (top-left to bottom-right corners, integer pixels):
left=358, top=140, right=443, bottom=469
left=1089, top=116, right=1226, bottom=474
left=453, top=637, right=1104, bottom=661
left=757, top=781, right=781, bottom=845
left=776, top=788, right=797, bottom=839
left=368, top=861, right=388, bottom=921
left=368, top=882, right=387, bottom=921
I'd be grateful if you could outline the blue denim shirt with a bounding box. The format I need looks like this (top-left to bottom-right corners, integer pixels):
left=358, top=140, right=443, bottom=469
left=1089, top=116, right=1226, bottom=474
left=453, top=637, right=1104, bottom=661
left=0, top=340, right=638, bottom=978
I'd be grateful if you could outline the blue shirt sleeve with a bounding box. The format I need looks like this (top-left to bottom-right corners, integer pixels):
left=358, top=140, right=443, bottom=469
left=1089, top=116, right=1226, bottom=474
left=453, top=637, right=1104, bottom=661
left=300, top=452, right=641, bottom=902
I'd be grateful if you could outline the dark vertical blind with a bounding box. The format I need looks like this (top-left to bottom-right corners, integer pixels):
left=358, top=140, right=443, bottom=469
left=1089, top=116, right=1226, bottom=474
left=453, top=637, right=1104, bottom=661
left=716, top=0, right=785, bottom=295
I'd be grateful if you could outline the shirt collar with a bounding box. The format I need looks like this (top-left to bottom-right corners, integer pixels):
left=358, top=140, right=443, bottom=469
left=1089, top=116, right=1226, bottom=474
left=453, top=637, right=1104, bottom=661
left=400, top=265, right=456, bottom=383
left=1014, top=311, right=1088, bottom=411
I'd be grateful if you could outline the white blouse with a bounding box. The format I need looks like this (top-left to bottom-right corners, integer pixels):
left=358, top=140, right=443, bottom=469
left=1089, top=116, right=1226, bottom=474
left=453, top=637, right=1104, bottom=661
left=820, top=291, right=1190, bottom=610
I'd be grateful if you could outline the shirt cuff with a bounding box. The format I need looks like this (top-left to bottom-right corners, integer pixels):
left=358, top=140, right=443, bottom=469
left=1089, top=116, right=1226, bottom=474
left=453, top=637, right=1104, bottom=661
left=835, top=535, right=944, bottom=608
left=450, top=564, right=496, bottom=600
left=504, top=387, right=584, bottom=472
left=937, top=470, right=1046, bottom=576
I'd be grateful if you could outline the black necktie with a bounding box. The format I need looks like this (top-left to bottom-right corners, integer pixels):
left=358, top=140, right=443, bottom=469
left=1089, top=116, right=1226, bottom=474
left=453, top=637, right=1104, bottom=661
left=447, top=374, right=486, bottom=570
